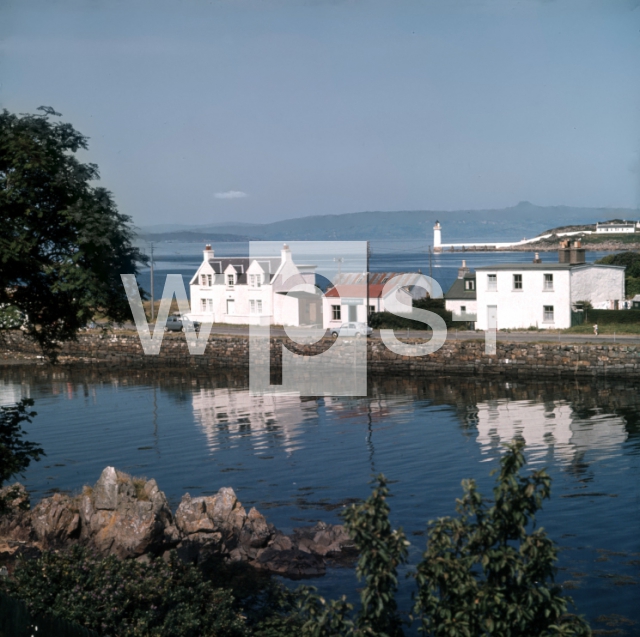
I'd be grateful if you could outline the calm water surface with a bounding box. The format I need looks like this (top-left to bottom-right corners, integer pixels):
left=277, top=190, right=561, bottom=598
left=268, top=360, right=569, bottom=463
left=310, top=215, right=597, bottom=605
left=1, top=369, right=639, bottom=634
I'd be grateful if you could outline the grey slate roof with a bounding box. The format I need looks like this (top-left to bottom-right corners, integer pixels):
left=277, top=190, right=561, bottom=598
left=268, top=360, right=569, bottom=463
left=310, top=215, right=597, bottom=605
left=474, top=263, right=624, bottom=271
left=444, top=277, right=477, bottom=300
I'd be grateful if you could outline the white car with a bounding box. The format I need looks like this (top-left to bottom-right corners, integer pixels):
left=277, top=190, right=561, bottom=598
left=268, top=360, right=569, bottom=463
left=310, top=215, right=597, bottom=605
left=330, top=322, right=372, bottom=338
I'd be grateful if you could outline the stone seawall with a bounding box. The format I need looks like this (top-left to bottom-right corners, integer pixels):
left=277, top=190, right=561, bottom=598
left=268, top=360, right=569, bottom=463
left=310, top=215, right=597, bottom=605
left=3, top=331, right=640, bottom=378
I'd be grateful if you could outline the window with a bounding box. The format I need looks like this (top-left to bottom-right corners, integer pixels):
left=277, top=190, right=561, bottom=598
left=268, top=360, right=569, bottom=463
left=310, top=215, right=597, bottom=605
left=543, top=305, right=554, bottom=322
left=249, top=274, right=256, bottom=287
left=460, top=306, right=466, bottom=313
left=227, top=274, right=235, bottom=287
left=257, top=300, right=263, bottom=314
left=207, top=274, right=212, bottom=286
left=513, top=274, right=522, bottom=290
left=201, top=274, right=206, bottom=286
left=487, top=274, right=497, bottom=291
left=332, top=305, right=341, bottom=321
left=369, top=305, right=375, bottom=315
left=250, top=300, right=256, bottom=314
left=544, top=274, right=553, bottom=290
left=201, top=299, right=207, bottom=311
left=256, top=275, right=262, bottom=288
left=464, top=279, right=475, bottom=291
left=207, top=299, right=213, bottom=311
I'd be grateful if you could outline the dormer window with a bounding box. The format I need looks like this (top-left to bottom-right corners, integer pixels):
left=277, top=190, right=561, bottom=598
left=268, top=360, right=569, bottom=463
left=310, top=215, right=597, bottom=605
left=256, top=275, right=262, bottom=288
left=227, top=274, right=235, bottom=287
left=207, top=274, right=212, bottom=286
left=201, top=274, right=206, bottom=286
left=464, top=279, right=475, bottom=291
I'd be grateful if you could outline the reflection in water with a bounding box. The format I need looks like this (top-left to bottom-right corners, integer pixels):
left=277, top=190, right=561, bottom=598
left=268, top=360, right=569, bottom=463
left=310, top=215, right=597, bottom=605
left=192, top=389, right=314, bottom=455
left=475, top=399, right=628, bottom=466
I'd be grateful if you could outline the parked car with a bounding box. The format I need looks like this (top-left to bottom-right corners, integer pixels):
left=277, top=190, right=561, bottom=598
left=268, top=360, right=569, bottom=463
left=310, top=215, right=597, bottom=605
left=165, top=314, right=201, bottom=332
left=330, top=322, right=372, bottom=338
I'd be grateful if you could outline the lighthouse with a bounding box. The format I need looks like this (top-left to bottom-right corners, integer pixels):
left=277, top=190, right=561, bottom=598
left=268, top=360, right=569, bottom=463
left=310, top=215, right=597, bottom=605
left=433, top=220, right=442, bottom=252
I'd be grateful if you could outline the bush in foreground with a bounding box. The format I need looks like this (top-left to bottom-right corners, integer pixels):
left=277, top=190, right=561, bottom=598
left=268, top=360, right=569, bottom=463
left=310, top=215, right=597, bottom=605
left=3, top=548, right=246, bottom=637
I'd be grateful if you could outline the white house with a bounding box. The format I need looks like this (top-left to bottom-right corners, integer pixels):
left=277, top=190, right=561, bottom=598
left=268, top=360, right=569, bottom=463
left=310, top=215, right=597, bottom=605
left=595, top=221, right=639, bottom=234
left=188, top=244, right=322, bottom=326
left=473, top=259, right=625, bottom=330
left=322, top=272, right=425, bottom=330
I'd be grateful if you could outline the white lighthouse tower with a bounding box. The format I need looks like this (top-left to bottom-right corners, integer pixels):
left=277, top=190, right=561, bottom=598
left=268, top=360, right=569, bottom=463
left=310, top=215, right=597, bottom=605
left=433, top=220, right=442, bottom=253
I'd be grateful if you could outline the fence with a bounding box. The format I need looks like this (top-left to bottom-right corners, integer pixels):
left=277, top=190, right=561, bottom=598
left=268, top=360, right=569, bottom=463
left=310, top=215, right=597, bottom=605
left=0, top=592, right=99, bottom=637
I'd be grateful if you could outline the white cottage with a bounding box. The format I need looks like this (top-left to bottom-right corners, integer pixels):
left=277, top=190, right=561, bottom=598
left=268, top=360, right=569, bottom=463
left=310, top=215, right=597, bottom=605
left=322, top=272, right=425, bottom=330
left=474, top=253, right=624, bottom=330
left=188, top=244, right=321, bottom=326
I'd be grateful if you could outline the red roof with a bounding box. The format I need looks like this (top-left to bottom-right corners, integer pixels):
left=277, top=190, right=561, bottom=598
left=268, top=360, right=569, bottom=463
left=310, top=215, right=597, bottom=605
left=325, top=284, right=386, bottom=298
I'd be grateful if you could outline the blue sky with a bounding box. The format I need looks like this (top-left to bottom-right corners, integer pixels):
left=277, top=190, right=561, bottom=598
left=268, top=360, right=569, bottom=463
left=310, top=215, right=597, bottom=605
left=1, top=0, right=639, bottom=227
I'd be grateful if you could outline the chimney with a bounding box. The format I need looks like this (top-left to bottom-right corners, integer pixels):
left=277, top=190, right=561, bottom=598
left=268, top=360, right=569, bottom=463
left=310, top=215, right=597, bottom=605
left=203, top=244, right=215, bottom=262
left=457, top=259, right=470, bottom=279
left=570, top=240, right=585, bottom=265
left=558, top=240, right=571, bottom=264
left=281, top=243, right=292, bottom=264
left=533, top=252, right=542, bottom=264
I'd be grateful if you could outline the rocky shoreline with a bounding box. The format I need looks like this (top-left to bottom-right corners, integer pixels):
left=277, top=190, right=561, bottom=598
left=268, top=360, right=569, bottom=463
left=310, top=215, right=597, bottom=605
left=0, top=467, right=357, bottom=579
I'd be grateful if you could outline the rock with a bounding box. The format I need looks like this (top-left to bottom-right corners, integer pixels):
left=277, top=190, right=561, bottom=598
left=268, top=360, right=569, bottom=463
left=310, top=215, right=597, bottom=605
left=31, top=493, right=81, bottom=546
left=93, top=466, right=118, bottom=510
left=0, top=483, right=32, bottom=543
left=80, top=470, right=174, bottom=559
left=292, top=522, right=357, bottom=564
left=174, top=487, right=275, bottom=563
left=256, top=547, right=326, bottom=578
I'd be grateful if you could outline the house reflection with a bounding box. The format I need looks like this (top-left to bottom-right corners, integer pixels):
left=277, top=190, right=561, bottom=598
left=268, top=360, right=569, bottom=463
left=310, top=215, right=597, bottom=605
left=192, top=388, right=317, bottom=455
left=475, top=399, right=628, bottom=466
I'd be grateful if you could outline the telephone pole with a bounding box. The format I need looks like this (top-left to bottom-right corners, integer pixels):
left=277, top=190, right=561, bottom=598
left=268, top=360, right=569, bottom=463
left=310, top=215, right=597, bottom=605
left=149, top=242, right=155, bottom=321
left=366, top=242, right=371, bottom=323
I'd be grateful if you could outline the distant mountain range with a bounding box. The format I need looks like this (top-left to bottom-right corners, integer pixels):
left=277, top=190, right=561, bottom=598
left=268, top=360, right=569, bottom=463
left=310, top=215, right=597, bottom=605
left=138, top=202, right=639, bottom=243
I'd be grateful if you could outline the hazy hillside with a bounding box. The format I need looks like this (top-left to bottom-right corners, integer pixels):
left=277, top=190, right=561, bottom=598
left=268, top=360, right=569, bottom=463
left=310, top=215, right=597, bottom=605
left=138, top=202, right=638, bottom=243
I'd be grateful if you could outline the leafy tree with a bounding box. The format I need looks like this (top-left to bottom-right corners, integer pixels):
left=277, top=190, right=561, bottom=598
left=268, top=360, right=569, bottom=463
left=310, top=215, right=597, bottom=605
left=0, top=398, right=43, bottom=512
left=0, top=107, right=147, bottom=356
left=301, top=442, right=590, bottom=637
left=413, top=440, right=591, bottom=637
left=0, top=398, right=43, bottom=489
left=301, top=475, right=409, bottom=637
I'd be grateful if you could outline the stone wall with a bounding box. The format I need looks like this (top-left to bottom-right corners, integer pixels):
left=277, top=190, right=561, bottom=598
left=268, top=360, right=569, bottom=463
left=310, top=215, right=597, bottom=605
left=3, top=330, right=640, bottom=378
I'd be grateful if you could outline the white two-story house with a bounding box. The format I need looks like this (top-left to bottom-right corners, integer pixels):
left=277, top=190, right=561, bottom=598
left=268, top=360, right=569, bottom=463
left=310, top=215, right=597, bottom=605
left=474, top=260, right=624, bottom=330
left=188, top=244, right=321, bottom=326
left=445, top=245, right=625, bottom=331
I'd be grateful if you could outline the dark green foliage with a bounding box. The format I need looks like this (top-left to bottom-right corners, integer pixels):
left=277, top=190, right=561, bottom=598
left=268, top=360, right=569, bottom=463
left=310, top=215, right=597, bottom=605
left=413, top=440, right=591, bottom=637
left=0, top=305, right=24, bottom=330
left=585, top=309, right=640, bottom=324
left=2, top=546, right=247, bottom=637
left=0, top=107, right=147, bottom=356
left=369, top=310, right=452, bottom=331
left=0, top=399, right=43, bottom=491
left=301, top=475, right=409, bottom=637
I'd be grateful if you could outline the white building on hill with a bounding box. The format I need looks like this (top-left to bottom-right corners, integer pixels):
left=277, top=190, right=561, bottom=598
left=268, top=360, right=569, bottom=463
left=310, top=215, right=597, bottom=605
left=188, top=244, right=321, bottom=326
left=595, top=221, right=639, bottom=234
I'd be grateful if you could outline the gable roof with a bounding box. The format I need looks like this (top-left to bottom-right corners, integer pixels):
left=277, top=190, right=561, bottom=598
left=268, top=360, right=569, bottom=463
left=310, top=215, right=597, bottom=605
left=444, top=277, right=477, bottom=300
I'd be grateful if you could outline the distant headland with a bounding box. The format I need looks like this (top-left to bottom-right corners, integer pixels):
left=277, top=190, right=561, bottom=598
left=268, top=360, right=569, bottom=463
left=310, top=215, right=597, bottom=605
left=137, top=202, right=640, bottom=246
